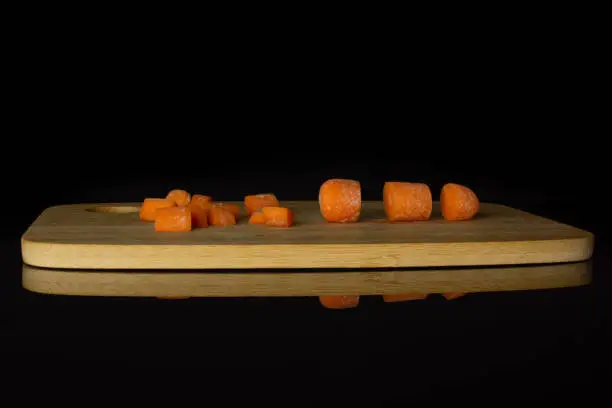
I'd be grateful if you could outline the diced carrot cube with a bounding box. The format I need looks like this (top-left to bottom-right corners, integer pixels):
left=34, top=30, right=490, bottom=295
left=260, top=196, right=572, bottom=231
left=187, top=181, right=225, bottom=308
left=383, top=182, right=432, bottom=222
left=245, top=194, right=280, bottom=215
left=212, top=203, right=240, bottom=218
left=440, top=183, right=479, bottom=221
left=209, top=207, right=236, bottom=226
left=166, top=189, right=191, bottom=207
left=262, top=207, right=294, bottom=227
left=139, top=198, right=176, bottom=221
left=443, top=292, right=466, bottom=300
left=154, top=206, right=192, bottom=232
left=188, top=201, right=209, bottom=228
left=192, top=194, right=213, bottom=207
left=248, top=211, right=266, bottom=225
left=319, top=295, right=359, bottom=309
left=383, top=293, right=428, bottom=302
left=319, top=179, right=361, bottom=223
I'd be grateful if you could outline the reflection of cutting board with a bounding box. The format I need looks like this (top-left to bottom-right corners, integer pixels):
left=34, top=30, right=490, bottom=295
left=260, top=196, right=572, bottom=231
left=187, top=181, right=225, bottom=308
left=21, top=201, right=593, bottom=269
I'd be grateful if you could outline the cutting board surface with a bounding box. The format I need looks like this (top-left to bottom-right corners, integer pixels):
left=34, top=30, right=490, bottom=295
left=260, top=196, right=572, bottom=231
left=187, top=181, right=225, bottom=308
left=21, top=201, right=593, bottom=269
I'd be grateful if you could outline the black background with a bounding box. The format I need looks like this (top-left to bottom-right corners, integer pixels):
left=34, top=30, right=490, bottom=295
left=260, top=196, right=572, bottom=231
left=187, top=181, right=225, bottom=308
left=1, top=23, right=609, bottom=404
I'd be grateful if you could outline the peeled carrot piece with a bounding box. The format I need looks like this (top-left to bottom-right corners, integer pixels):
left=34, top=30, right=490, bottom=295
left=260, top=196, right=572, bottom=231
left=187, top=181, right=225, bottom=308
left=443, top=292, right=466, bottom=300
left=383, top=293, right=429, bottom=302
left=209, top=207, right=237, bottom=226
left=249, top=211, right=266, bottom=225
left=188, top=201, right=209, bottom=228
left=192, top=194, right=212, bottom=206
left=139, top=198, right=176, bottom=221
left=262, top=206, right=294, bottom=227
left=383, top=182, right=432, bottom=222
left=212, top=203, right=240, bottom=218
left=319, top=295, right=359, bottom=309
left=154, top=206, right=192, bottom=232
left=245, top=194, right=280, bottom=215
left=440, top=183, right=479, bottom=221
left=166, top=189, right=191, bottom=207
left=319, top=179, right=361, bottom=223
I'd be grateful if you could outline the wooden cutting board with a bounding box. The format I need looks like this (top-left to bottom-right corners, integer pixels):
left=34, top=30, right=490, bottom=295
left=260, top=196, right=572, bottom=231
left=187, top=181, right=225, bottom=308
left=21, top=201, right=594, bottom=270
left=22, top=261, right=592, bottom=297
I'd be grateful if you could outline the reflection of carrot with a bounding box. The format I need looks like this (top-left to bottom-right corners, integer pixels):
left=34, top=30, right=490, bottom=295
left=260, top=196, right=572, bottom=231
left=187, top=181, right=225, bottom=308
left=262, top=207, right=294, bottom=227
left=319, top=295, right=359, bottom=309
left=212, top=203, right=240, bottom=218
left=245, top=194, right=279, bottom=215
left=166, top=189, right=191, bottom=207
left=209, top=207, right=236, bottom=226
left=319, top=179, right=361, bottom=223
left=188, top=201, right=209, bottom=228
left=248, top=211, right=266, bottom=225
left=383, top=293, right=428, bottom=302
left=154, top=206, right=192, bottom=232
left=440, top=183, right=479, bottom=221
left=383, top=182, right=432, bottom=221
left=139, top=198, right=176, bottom=221
left=443, top=292, right=466, bottom=300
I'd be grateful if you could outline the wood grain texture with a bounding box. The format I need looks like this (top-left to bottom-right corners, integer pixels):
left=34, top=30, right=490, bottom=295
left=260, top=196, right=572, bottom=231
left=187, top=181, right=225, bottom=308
left=21, top=201, right=594, bottom=269
left=21, top=261, right=592, bottom=297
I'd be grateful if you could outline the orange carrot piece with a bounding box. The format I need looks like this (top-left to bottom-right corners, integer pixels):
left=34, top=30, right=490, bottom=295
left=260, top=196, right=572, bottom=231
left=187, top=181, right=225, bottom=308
left=319, top=179, right=361, bottom=223
left=209, top=207, right=237, bottom=226
left=192, top=194, right=212, bottom=206
left=188, top=201, right=209, bottom=228
left=154, top=206, right=192, bottom=232
left=139, top=198, right=176, bottom=221
left=212, top=203, right=240, bottom=218
left=166, top=189, right=191, bottom=207
left=248, top=211, right=267, bottom=225
left=443, top=292, right=466, bottom=300
left=319, top=295, right=359, bottom=309
left=245, top=194, right=280, bottom=215
left=383, top=182, right=432, bottom=222
left=383, top=293, right=429, bottom=302
left=262, top=206, right=294, bottom=227
left=440, top=183, right=479, bottom=221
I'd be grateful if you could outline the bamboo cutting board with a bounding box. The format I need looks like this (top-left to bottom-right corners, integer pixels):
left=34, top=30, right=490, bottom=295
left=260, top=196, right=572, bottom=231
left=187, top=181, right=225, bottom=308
left=21, top=201, right=594, bottom=270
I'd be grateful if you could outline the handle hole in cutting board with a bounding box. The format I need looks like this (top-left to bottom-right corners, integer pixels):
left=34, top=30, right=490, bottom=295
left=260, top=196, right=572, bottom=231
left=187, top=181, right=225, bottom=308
left=86, top=205, right=141, bottom=213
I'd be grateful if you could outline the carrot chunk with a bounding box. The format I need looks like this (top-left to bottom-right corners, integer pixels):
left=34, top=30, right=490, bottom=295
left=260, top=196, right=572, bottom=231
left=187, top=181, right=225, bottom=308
left=192, top=194, right=212, bottom=207
left=166, top=189, right=191, bottom=206
left=139, top=198, right=176, bottom=221
left=154, top=206, right=192, bottom=232
left=443, top=292, right=466, bottom=300
left=383, top=293, right=429, bottom=302
left=440, top=183, right=479, bottom=221
left=319, top=295, right=359, bottom=309
left=209, top=207, right=237, bottom=226
left=383, top=182, right=432, bottom=222
left=212, top=203, right=240, bottom=218
left=262, top=207, right=294, bottom=227
left=319, top=179, right=361, bottom=223
left=248, top=211, right=266, bottom=225
left=188, top=201, right=210, bottom=228
left=245, top=194, right=280, bottom=215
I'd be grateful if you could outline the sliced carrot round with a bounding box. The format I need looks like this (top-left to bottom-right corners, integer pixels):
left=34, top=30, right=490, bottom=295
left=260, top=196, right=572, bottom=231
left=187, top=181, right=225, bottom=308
left=166, top=189, right=191, bottom=207
left=319, top=179, right=361, bottom=223
left=139, top=198, right=176, bottom=221
left=319, top=295, right=359, bottom=309
left=154, top=206, right=192, bottom=232
left=440, top=183, right=479, bottom=221
left=262, top=207, right=294, bottom=227
left=245, top=194, right=280, bottom=215
left=383, top=182, right=432, bottom=222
